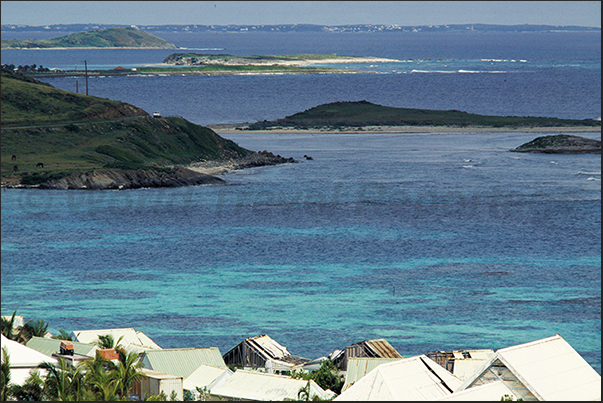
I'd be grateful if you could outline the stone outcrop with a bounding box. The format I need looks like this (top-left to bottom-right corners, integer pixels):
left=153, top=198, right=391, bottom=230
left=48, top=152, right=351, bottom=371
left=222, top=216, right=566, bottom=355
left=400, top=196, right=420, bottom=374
left=510, top=135, right=601, bottom=154
left=38, top=167, right=225, bottom=190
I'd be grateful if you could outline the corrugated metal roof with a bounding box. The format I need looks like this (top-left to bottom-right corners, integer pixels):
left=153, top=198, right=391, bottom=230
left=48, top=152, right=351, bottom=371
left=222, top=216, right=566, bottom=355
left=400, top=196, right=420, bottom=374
left=210, top=369, right=331, bottom=401
left=141, top=347, right=227, bottom=379
left=183, top=364, right=232, bottom=391
left=460, top=334, right=601, bottom=401
left=71, top=327, right=162, bottom=350
left=1, top=335, right=58, bottom=386
left=249, top=335, right=290, bottom=359
left=364, top=339, right=403, bottom=358
left=334, top=355, right=463, bottom=401
left=343, top=357, right=404, bottom=392
left=438, top=381, right=515, bottom=401
left=26, top=336, right=98, bottom=358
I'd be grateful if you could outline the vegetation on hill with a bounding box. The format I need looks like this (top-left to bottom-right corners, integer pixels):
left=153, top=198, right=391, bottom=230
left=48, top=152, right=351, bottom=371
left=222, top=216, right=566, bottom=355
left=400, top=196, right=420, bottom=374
left=1, top=71, right=251, bottom=185
left=1, top=27, right=176, bottom=49
left=245, top=101, right=601, bottom=130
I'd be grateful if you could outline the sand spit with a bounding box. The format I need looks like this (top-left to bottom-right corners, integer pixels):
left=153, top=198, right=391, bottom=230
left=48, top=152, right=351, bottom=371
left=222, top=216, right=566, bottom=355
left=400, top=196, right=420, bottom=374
left=208, top=124, right=602, bottom=135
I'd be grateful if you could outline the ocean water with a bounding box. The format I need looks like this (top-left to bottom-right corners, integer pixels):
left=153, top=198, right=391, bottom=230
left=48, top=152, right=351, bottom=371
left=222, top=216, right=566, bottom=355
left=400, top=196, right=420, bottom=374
left=1, top=30, right=601, bottom=373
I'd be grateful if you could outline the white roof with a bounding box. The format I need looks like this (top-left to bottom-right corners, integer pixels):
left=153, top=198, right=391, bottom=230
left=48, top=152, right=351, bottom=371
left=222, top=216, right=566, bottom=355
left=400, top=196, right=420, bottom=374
left=183, top=364, right=233, bottom=391
left=438, top=381, right=515, bottom=401
left=334, top=355, right=463, bottom=401
left=343, top=357, right=404, bottom=391
left=1, top=334, right=57, bottom=385
left=70, top=327, right=162, bottom=351
left=460, top=334, right=601, bottom=401
left=210, top=369, right=331, bottom=401
left=250, top=334, right=290, bottom=359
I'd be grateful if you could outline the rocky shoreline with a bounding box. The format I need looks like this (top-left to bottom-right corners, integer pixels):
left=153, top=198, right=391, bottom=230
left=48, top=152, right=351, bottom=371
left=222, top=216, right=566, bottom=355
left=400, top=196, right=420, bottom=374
left=2, top=151, right=295, bottom=190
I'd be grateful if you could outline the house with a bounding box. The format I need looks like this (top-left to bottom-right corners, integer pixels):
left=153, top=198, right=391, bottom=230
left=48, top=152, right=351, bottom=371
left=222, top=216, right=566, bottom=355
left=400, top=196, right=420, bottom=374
left=209, top=369, right=333, bottom=401
left=426, top=349, right=494, bottom=380
left=26, top=337, right=99, bottom=366
left=182, top=364, right=233, bottom=393
left=70, top=327, right=162, bottom=354
left=222, top=334, right=310, bottom=373
left=332, top=338, right=403, bottom=371
left=438, top=380, right=516, bottom=401
left=132, top=368, right=184, bottom=401
left=139, top=346, right=228, bottom=394
left=1, top=334, right=58, bottom=385
left=342, top=357, right=404, bottom=392
left=333, top=355, right=463, bottom=401
left=26, top=336, right=98, bottom=358
left=457, top=334, right=601, bottom=401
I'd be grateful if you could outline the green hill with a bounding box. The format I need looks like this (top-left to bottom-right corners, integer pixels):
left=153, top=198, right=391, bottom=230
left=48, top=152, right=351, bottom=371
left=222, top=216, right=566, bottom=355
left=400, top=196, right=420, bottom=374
left=1, top=27, right=176, bottom=49
left=1, top=71, right=251, bottom=185
left=246, top=100, right=601, bottom=130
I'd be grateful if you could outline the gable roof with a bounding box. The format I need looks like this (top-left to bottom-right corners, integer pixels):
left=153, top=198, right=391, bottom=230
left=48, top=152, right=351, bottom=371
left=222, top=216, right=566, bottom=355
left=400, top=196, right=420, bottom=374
left=223, top=334, right=309, bottom=369
left=1, top=334, right=58, bottom=385
left=343, top=357, right=404, bottom=392
left=182, top=364, right=233, bottom=391
left=26, top=336, right=98, bottom=358
left=70, top=327, right=162, bottom=353
left=209, top=369, right=331, bottom=401
left=334, top=355, right=463, bottom=401
left=460, top=334, right=601, bottom=401
left=141, top=347, right=227, bottom=379
left=438, top=380, right=515, bottom=401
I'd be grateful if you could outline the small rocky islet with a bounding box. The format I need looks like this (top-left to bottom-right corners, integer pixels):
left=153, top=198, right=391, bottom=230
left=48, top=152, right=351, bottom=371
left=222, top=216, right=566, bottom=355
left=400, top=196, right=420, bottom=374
left=511, top=134, right=601, bottom=154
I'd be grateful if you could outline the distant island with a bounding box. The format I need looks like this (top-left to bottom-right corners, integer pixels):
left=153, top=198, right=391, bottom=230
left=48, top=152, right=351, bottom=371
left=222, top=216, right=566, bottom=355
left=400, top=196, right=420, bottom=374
left=0, top=27, right=177, bottom=49
left=227, top=101, right=601, bottom=132
left=511, top=135, right=601, bottom=154
left=0, top=70, right=292, bottom=189
left=2, top=23, right=600, bottom=35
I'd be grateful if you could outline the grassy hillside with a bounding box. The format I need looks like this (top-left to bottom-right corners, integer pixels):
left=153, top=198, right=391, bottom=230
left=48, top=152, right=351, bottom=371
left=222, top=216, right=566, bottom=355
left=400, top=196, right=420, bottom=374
left=246, top=101, right=601, bottom=129
left=1, top=71, right=251, bottom=182
left=1, top=27, right=176, bottom=49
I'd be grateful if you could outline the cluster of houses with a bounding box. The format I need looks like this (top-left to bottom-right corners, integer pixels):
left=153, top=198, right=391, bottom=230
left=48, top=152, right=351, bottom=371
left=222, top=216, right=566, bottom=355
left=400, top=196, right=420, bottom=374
left=1, top=320, right=601, bottom=401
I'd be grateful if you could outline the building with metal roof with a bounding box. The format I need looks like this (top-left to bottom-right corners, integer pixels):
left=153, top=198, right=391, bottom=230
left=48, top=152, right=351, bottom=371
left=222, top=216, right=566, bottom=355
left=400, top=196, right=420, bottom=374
left=132, top=368, right=183, bottom=401
left=426, top=349, right=494, bottom=381
left=438, top=381, right=516, bottom=401
left=209, top=369, right=333, bottom=401
left=222, top=334, right=309, bottom=373
left=1, top=334, right=57, bottom=385
left=332, top=338, right=403, bottom=371
left=70, top=327, right=162, bottom=354
left=26, top=336, right=98, bottom=358
left=140, top=346, right=227, bottom=380
left=333, top=355, right=463, bottom=401
left=342, top=357, right=404, bottom=392
left=183, top=364, right=233, bottom=395
left=458, top=334, right=601, bottom=401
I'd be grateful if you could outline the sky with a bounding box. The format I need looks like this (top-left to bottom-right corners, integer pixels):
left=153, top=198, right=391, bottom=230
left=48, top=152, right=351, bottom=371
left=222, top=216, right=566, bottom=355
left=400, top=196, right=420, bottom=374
left=1, top=1, right=601, bottom=27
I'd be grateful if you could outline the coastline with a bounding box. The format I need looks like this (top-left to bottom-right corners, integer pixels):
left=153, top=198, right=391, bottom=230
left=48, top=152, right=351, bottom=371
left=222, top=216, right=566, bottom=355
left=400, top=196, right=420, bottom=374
left=208, top=124, right=602, bottom=135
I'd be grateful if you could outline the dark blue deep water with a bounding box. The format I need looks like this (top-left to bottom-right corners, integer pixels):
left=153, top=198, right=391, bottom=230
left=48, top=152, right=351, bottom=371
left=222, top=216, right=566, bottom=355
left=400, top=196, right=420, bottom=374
left=1, top=30, right=601, bottom=373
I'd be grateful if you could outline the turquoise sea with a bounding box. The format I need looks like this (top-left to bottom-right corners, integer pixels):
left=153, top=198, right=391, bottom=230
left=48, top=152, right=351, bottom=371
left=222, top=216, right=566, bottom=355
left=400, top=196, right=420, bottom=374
left=1, top=29, right=601, bottom=372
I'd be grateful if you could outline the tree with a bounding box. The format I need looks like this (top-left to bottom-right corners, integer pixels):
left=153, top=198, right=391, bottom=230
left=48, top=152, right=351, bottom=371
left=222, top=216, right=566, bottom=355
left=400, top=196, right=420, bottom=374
left=113, top=348, right=143, bottom=399
left=52, top=330, right=73, bottom=341
left=310, top=359, right=344, bottom=395
left=1, top=347, right=12, bottom=401
left=9, top=370, right=45, bottom=401
left=93, top=334, right=124, bottom=350
left=38, top=357, right=86, bottom=401
left=20, top=318, right=50, bottom=342
left=1, top=311, right=18, bottom=341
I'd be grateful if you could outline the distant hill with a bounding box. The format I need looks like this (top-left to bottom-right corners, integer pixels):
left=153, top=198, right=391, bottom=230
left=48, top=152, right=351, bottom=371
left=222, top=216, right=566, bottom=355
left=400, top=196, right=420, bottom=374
left=245, top=101, right=602, bottom=130
left=1, top=71, right=252, bottom=187
left=1, top=27, right=176, bottom=49
left=511, top=135, right=601, bottom=154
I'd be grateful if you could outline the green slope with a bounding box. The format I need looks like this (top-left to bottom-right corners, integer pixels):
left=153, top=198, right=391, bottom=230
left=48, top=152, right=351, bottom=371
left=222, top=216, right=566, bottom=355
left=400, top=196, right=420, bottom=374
left=247, top=100, right=601, bottom=129
left=1, top=27, right=176, bottom=49
left=1, top=71, right=251, bottom=180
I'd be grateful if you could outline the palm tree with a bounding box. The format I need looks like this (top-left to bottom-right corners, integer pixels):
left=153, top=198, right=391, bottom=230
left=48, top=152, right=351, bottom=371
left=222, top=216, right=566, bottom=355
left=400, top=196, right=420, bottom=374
left=38, top=357, right=83, bottom=401
left=1, top=311, right=18, bottom=341
left=52, top=330, right=73, bottom=341
left=1, top=347, right=12, bottom=401
left=9, top=370, right=45, bottom=401
left=93, top=334, right=124, bottom=350
left=81, top=354, right=119, bottom=401
left=20, top=318, right=50, bottom=343
left=113, top=349, right=144, bottom=399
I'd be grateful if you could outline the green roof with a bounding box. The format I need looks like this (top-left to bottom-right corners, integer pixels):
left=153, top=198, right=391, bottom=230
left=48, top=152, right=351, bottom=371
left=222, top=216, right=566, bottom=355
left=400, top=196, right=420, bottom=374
left=141, top=347, right=227, bottom=378
left=26, top=336, right=97, bottom=357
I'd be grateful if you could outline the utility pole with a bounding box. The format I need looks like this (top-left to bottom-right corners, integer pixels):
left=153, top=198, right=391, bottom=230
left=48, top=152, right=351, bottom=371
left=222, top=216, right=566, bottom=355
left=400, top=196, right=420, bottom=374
left=84, top=60, right=88, bottom=95
left=76, top=79, right=78, bottom=93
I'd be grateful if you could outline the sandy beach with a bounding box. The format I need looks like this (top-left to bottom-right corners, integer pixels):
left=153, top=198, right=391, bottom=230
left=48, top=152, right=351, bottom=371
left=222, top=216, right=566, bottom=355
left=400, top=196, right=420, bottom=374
left=208, top=124, right=602, bottom=135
